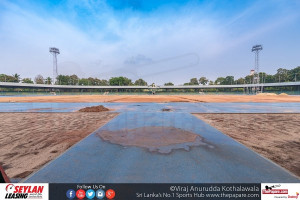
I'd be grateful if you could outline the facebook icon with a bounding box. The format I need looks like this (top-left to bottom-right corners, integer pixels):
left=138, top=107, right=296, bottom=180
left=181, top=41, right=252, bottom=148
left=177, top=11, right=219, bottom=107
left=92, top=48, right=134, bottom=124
left=66, top=189, right=76, bottom=199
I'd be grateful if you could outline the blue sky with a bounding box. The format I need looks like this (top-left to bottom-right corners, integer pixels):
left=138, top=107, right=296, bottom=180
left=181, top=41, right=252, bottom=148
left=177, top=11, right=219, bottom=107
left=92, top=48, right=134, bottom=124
left=0, top=0, right=300, bottom=84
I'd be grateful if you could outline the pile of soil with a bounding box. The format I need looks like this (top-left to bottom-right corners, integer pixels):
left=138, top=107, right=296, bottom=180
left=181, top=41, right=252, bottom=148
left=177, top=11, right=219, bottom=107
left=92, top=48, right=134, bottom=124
left=78, top=105, right=109, bottom=112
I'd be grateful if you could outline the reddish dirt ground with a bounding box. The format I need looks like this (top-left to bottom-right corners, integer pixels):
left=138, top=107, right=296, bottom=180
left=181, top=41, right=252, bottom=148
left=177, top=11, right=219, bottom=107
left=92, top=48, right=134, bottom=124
left=0, top=112, right=118, bottom=179
left=194, top=113, right=300, bottom=177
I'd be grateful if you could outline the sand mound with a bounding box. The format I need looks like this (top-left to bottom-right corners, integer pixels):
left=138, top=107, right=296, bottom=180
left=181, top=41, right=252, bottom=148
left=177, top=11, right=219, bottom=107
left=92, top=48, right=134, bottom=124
left=78, top=105, right=109, bottom=112
left=279, top=93, right=288, bottom=96
left=256, top=93, right=277, bottom=96
left=97, top=126, right=213, bottom=154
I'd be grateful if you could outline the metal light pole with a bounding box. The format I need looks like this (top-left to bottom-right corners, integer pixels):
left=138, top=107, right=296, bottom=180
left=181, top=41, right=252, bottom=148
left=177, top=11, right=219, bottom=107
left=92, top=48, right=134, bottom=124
left=252, top=45, right=263, bottom=93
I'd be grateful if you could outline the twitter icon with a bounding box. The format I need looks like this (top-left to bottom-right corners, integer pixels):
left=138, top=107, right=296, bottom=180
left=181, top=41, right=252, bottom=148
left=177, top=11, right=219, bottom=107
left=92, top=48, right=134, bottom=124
left=86, top=189, right=95, bottom=199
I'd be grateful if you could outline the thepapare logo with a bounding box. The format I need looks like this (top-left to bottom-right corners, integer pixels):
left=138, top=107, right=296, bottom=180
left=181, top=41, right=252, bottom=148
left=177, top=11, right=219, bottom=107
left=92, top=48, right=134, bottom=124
left=4, top=184, right=44, bottom=199
left=262, top=184, right=288, bottom=194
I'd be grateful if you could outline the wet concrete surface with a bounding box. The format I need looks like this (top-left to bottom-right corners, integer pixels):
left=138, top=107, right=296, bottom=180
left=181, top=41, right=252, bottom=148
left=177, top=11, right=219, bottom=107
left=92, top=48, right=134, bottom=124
left=23, top=112, right=300, bottom=183
left=1, top=102, right=300, bottom=113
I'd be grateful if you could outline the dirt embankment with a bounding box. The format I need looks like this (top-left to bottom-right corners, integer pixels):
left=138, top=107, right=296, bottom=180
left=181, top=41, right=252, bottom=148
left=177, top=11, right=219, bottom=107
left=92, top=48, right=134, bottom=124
left=194, top=113, right=300, bottom=177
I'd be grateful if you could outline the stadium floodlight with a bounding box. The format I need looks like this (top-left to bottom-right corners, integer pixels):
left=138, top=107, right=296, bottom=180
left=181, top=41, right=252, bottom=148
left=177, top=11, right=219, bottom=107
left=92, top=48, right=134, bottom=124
left=251, top=45, right=263, bottom=93
left=251, top=45, right=263, bottom=84
left=49, top=47, right=60, bottom=85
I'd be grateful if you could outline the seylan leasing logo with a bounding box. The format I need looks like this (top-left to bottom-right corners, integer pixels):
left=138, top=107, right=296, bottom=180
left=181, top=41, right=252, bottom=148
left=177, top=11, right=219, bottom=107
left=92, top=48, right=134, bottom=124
left=4, top=184, right=44, bottom=199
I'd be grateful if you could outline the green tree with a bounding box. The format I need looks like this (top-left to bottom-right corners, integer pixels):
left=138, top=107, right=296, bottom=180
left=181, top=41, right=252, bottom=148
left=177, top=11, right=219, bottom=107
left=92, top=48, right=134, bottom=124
left=264, top=74, right=275, bottom=83
left=275, top=68, right=289, bottom=82
left=99, top=79, right=109, bottom=86
left=189, top=78, right=199, bottom=85
left=164, top=82, right=174, bottom=86
left=288, top=66, right=300, bottom=81
left=199, top=77, right=208, bottom=85
left=134, top=79, right=148, bottom=86
left=79, top=78, right=89, bottom=85
left=214, top=77, right=225, bottom=85
left=34, top=74, right=44, bottom=84
left=87, top=77, right=96, bottom=85
left=109, top=77, right=132, bottom=86
left=70, top=74, right=79, bottom=85
left=93, top=78, right=101, bottom=86
left=236, top=77, right=245, bottom=84
left=0, top=74, right=15, bottom=82
left=244, top=75, right=254, bottom=84
left=258, top=72, right=267, bottom=83
left=57, top=75, right=70, bottom=85
left=45, top=77, right=52, bottom=85
left=13, top=73, right=21, bottom=82
left=22, top=78, right=33, bottom=84
left=223, top=76, right=234, bottom=85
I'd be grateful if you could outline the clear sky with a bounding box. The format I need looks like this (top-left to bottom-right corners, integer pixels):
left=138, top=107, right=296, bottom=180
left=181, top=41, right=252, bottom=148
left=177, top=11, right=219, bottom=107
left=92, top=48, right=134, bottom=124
left=0, top=0, right=300, bottom=84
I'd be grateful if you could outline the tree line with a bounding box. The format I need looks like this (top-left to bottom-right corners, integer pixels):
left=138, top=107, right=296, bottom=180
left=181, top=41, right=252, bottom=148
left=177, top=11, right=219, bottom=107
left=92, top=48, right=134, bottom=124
left=1, top=66, right=299, bottom=86
left=183, top=66, right=300, bottom=86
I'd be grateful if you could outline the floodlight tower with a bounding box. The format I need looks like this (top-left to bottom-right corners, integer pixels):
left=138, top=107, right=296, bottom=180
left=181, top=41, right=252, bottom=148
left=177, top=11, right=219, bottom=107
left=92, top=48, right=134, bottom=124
left=49, top=47, right=60, bottom=85
left=251, top=44, right=263, bottom=93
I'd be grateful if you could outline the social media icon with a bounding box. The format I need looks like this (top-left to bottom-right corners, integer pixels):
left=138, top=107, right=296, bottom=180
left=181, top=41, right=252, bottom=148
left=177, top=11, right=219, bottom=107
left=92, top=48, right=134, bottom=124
left=66, top=189, right=76, bottom=199
left=86, top=189, right=95, bottom=199
left=106, top=189, right=115, bottom=199
left=76, top=189, right=86, bottom=199
left=96, top=189, right=105, bottom=199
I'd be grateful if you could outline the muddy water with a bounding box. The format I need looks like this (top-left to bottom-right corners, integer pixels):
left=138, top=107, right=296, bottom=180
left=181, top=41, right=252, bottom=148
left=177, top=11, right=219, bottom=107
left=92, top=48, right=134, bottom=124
left=97, top=126, right=213, bottom=154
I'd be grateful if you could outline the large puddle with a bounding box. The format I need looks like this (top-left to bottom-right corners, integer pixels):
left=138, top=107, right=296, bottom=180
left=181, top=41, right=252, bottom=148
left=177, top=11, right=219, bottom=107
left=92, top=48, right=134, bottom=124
left=97, top=126, right=213, bottom=154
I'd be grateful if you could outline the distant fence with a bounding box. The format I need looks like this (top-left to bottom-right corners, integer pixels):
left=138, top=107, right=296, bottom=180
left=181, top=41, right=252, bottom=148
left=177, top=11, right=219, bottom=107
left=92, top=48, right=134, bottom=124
left=1, top=81, right=300, bottom=95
